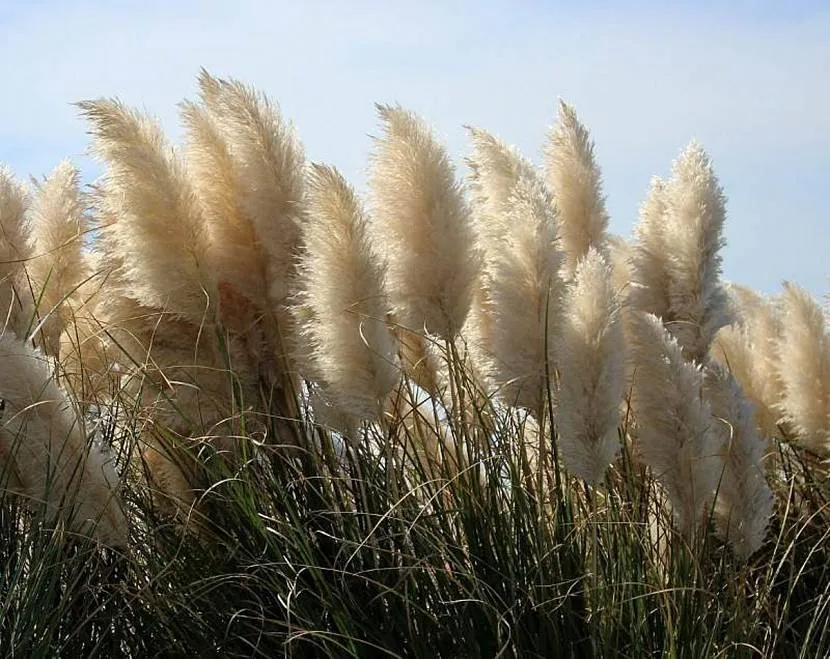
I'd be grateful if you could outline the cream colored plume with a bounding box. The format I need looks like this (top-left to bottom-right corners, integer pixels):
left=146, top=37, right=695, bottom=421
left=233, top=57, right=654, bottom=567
left=661, top=142, right=730, bottom=362
left=487, top=173, right=563, bottom=412
left=369, top=104, right=477, bottom=339
left=775, top=282, right=830, bottom=453
left=711, top=285, right=783, bottom=438
left=181, top=99, right=270, bottom=305
left=629, top=177, right=671, bottom=320
left=0, top=333, right=127, bottom=545
left=466, top=127, right=536, bottom=250
left=0, top=167, right=33, bottom=338
left=27, top=161, right=88, bottom=359
left=196, top=70, right=305, bottom=307
left=77, top=99, right=214, bottom=322
left=628, top=312, right=720, bottom=535
left=463, top=128, right=537, bottom=389
left=544, top=101, right=609, bottom=275
left=703, top=362, right=773, bottom=559
left=79, top=190, right=242, bottom=437
left=556, top=248, right=624, bottom=484
left=296, top=164, right=400, bottom=422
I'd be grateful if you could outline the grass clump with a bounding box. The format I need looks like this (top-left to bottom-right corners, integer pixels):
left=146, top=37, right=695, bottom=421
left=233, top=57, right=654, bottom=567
left=1, top=71, right=829, bottom=657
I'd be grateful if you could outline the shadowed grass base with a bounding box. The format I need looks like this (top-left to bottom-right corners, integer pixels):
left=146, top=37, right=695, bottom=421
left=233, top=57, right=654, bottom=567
left=1, top=379, right=829, bottom=658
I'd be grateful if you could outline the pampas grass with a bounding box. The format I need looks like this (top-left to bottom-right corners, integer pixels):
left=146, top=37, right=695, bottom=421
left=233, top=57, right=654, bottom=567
left=77, top=99, right=214, bottom=322
left=369, top=104, right=477, bottom=339
left=545, top=100, right=609, bottom=275
left=556, top=248, right=624, bottom=483
left=0, top=167, right=33, bottom=338
left=776, top=282, right=830, bottom=453
left=27, top=161, right=87, bottom=359
left=2, top=70, right=830, bottom=655
left=662, top=143, right=730, bottom=361
left=0, top=333, right=126, bottom=545
left=463, top=128, right=537, bottom=387
left=487, top=173, right=563, bottom=412
left=711, top=285, right=783, bottom=438
left=181, top=99, right=270, bottom=306
left=630, top=143, right=730, bottom=364
left=628, top=312, right=721, bottom=535
left=467, top=127, right=537, bottom=253
left=703, top=362, right=773, bottom=559
left=630, top=176, right=671, bottom=320
left=195, top=69, right=305, bottom=309
left=296, top=164, right=399, bottom=423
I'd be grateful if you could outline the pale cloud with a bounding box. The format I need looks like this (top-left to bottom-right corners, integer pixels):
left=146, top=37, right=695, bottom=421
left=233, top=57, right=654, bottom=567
left=1, top=1, right=827, bottom=296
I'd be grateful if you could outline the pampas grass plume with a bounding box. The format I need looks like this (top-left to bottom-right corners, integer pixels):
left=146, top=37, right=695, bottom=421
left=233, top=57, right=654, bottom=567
left=467, top=127, right=536, bottom=251
left=196, top=70, right=305, bottom=307
left=711, top=285, right=783, bottom=438
left=556, top=248, right=624, bottom=483
left=181, top=99, right=270, bottom=305
left=662, top=141, right=730, bottom=362
left=776, top=282, right=830, bottom=452
left=463, top=128, right=537, bottom=389
left=630, top=176, right=671, bottom=320
left=629, top=312, right=721, bottom=534
left=27, top=161, right=87, bottom=358
left=369, top=104, right=477, bottom=339
left=77, top=99, right=214, bottom=321
left=487, top=173, right=563, bottom=412
left=703, top=362, right=773, bottom=559
left=0, top=167, right=33, bottom=337
left=544, top=100, right=609, bottom=275
left=297, top=164, right=399, bottom=422
left=0, top=333, right=126, bottom=545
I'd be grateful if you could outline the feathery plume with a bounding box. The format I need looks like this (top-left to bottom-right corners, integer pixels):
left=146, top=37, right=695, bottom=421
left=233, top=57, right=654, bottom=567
left=181, top=96, right=291, bottom=394
left=77, top=99, right=214, bottom=321
left=703, top=362, right=773, bottom=559
left=776, top=282, right=830, bottom=452
left=181, top=100, right=270, bottom=304
left=466, top=127, right=536, bottom=250
left=463, top=128, right=537, bottom=389
left=628, top=312, right=721, bottom=534
left=544, top=101, right=609, bottom=275
left=0, top=167, right=33, bottom=337
left=196, top=70, right=305, bottom=307
left=76, top=106, right=266, bottom=444
left=0, top=333, right=126, bottom=545
left=661, top=142, right=730, bottom=361
left=711, top=285, right=783, bottom=438
left=487, top=173, right=563, bottom=412
left=556, top=248, right=625, bottom=483
left=369, top=104, right=477, bottom=339
left=630, top=177, right=671, bottom=320
left=296, top=164, right=399, bottom=421
left=27, top=161, right=88, bottom=358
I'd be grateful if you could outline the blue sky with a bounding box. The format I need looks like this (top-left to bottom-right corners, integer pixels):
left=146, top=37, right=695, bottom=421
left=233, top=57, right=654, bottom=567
left=1, top=1, right=827, bottom=299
